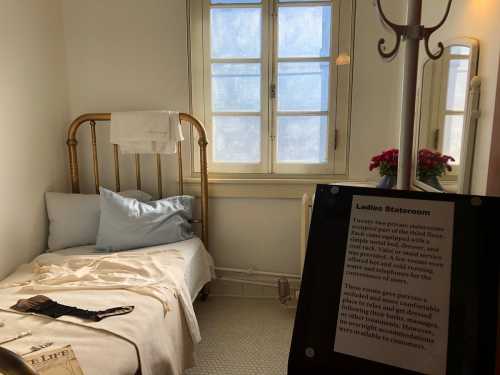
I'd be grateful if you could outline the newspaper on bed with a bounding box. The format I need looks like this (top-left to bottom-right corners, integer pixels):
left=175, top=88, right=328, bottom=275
left=24, top=345, right=83, bottom=375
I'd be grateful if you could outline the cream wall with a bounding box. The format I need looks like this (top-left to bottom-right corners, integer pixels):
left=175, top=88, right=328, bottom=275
left=60, top=0, right=405, bottom=276
left=61, top=0, right=190, bottom=121
left=61, top=0, right=190, bottom=197
left=0, top=0, right=69, bottom=279
left=423, top=0, right=500, bottom=195
left=349, top=1, right=405, bottom=180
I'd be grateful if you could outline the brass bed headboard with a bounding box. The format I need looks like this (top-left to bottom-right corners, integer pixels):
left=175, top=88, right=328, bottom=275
left=66, top=113, right=209, bottom=247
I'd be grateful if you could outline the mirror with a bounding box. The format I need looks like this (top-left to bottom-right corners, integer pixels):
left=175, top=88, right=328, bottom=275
left=414, top=38, right=480, bottom=193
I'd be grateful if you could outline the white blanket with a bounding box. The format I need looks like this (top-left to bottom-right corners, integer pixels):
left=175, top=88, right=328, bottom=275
left=0, top=249, right=201, bottom=375
left=111, top=111, right=184, bottom=154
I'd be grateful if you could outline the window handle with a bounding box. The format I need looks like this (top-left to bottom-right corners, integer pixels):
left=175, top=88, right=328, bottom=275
left=270, top=83, right=276, bottom=99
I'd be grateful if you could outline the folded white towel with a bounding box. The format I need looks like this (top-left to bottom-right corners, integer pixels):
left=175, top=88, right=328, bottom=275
left=110, top=111, right=184, bottom=154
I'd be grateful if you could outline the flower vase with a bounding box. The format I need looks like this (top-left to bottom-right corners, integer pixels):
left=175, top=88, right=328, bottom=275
left=377, top=175, right=397, bottom=189
left=421, top=175, right=443, bottom=191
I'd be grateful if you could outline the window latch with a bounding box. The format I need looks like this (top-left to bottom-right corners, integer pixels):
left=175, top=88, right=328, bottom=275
left=270, top=83, right=276, bottom=99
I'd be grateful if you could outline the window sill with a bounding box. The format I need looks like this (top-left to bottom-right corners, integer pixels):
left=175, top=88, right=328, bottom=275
left=183, top=177, right=375, bottom=198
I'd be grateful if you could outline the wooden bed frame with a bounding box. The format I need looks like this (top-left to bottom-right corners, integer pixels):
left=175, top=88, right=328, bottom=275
left=66, top=112, right=209, bottom=247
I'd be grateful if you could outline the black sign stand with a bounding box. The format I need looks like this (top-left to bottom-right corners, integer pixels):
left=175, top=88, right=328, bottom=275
left=288, top=185, right=499, bottom=374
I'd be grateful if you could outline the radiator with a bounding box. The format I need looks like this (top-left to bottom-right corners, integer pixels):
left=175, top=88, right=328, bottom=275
left=276, top=193, right=313, bottom=307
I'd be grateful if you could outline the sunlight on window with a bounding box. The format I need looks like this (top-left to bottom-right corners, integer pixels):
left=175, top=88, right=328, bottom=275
left=213, top=116, right=261, bottom=163
left=278, top=62, right=330, bottom=112
left=277, top=116, right=328, bottom=163
left=278, top=6, right=331, bottom=58
left=212, top=64, right=261, bottom=112
left=442, top=115, right=463, bottom=165
left=449, top=46, right=470, bottom=56
left=211, top=0, right=260, bottom=3
left=202, top=0, right=343, bottom=173
left=276, top=3, right=332, bottom=166
left=210, top=8, right=261, bottom=59
left=446, top=59, right=469, bottom=111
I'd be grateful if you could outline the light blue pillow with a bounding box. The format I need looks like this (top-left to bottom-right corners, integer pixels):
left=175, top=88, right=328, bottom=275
left=96, top=187, right=194, bottom=251
left=46, top=190, right=153, bottom=251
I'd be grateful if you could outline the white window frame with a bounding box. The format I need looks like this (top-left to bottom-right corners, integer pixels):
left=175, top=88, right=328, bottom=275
left=425, top=49, right=473, bottom=178
left=437, top=50, right=471, bottom=176
left=203, top=0, right=270, bottom=174
left=188, top=0, right=354, bottom=178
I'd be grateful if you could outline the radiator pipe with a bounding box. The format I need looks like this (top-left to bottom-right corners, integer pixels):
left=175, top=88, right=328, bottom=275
left=217, top=276, right=277, bottom=288
left=215, top=266, right=301, bottom=280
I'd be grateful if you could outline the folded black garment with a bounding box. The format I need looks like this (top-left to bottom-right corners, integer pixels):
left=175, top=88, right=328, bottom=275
left=11, top=295, right=134, bottom=322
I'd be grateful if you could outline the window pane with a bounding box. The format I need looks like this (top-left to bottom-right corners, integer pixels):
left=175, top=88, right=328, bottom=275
left=446, top=59, right=469, bottom=111
left=212, top=64, right=261, bottom=112
left=278, top=62, right=329, bottom=112
left=277, top=116, right=328, bottom=163
left=278, top=5, right=331, bottom=58
left=449, top=46, right=470, bottom=56
left=210, top=8, right=261, bottom=59
left=442, top=115, right=463, bottom=165
left=213, top=116, right=261, bottom=163
left=212, top=0, right=259, bottom=3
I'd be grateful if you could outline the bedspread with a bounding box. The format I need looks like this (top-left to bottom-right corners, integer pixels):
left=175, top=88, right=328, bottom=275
left=0, top=249, right=202, bottom=375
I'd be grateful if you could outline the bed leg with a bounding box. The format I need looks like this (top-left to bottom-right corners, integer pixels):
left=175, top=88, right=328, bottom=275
left=200, top=283, right=210, bottom=301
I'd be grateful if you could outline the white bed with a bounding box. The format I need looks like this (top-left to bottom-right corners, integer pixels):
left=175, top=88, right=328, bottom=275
left=0, top=237, right=214, bottom=375
left=52, top=237, right=214, bottom=303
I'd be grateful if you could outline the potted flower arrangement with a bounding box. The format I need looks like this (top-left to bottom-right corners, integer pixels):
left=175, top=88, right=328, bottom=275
left=417, top=149, right=455, bottom=190
left=369, top=148, right=399, bottom=189
left=369, top=148, right=455, bottom=190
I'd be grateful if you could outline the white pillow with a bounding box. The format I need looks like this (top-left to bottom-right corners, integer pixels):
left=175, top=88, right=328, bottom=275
left=46, top=190, right=152, bottom=251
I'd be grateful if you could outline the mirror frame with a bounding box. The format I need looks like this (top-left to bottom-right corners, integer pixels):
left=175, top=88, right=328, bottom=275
left=412, top=37, right=480, bottom=194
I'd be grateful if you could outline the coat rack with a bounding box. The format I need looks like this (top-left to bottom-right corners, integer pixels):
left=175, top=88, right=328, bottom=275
left=375, top=0, right=453, bottom=190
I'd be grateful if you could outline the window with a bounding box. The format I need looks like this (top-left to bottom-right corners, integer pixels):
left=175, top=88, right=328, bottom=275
left=437, top=47, right=472, bottom=170
left=189, top=0, right=353, bottom=176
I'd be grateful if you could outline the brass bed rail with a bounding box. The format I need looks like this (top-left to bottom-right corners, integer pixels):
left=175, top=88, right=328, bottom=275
left=66, top=113, right=209, bottom=247
left=0, top=347, right=38, bottom=375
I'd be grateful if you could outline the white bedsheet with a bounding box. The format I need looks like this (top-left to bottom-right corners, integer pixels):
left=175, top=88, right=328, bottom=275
left=0, top=237, right=214, bottom=375
left=54, top=237, right=215, bottom=302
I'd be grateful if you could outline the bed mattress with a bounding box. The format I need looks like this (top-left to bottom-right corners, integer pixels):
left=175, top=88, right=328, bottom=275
left=53, top=237, right=215, bottom=301
left=0, top=237, right=214, bottom=375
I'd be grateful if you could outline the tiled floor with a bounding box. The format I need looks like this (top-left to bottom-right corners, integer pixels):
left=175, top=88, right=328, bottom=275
left=185, top=297, right=295, bottom=375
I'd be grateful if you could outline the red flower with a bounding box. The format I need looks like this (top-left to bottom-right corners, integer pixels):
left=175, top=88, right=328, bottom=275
left=417, top=149, right=454, bottom=179
left=368, top=148, right=399, bottom=176
left=370, top=148, right=454, bottom=178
